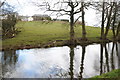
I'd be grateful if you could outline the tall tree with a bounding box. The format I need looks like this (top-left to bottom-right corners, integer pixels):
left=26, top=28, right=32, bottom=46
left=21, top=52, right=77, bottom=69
left=101, top=2, right=105, bottom=39
left=104, top=2, right=114, bottom=39
left=33, top=0, right=83, bottom=45
left=34, top=0, right=91, bottom=44
left=92, top=1, right=117, bottom=40
left=115, top=2, right=120, bottom=40
left=116, top=22, right=120, bottom=39
left=81, top=1, right=87, bottom=40
left=110, top=1, right=120, bottom=40
left=111, top=2, right=117, bottom=38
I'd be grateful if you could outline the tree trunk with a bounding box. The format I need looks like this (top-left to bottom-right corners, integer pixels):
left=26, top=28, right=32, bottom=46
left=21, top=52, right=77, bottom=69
left=81, top=2, right=87, bottom=40
left=104, top=3, right=114, bottom=39
left=70, top=6, right=75, bottom=45
left=101, top=2, right=105, bottom=39
left=116, top=22, right=120, bottom=40
left=112, top=2, right=117, bottom=39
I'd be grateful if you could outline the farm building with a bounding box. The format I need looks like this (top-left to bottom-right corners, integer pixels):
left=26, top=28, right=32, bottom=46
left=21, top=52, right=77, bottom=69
left=32, top=14, right=51, bottom=21
left=18, top=16, right=33, bottom=21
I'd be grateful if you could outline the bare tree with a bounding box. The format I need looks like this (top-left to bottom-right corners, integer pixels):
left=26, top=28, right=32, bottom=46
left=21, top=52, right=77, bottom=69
left=116, top=22, right=120, bottom=40
left=81, top=1, right=87, bottom=40
left=33, top=0, right=84, bottom=45
left=33, top=0, right=92, bottom=45
left=104, top=2, right=114, bottom=39
left=101, top=2, right=105, bottom=39
left=114, top=2, right=120, bottom=40
left=0, top=0, right=6, bottom=7
left=107, top=1, right=120, bottom=40
left=111, top=2, right=117, bottom=38
left=92, top=1, right=116, bottom=40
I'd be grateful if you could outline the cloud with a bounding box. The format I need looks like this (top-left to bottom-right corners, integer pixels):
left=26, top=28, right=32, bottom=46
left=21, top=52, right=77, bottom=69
left=5, top=0, right=100, bottom=26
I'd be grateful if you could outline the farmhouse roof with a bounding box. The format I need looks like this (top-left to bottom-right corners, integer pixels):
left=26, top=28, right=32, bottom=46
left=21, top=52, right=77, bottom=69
left=32, top=14, right=49, bottom=17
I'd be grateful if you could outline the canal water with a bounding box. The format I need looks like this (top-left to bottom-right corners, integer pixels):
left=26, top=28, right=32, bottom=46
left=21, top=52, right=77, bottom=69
left=0, top=42, right=119, bottom=78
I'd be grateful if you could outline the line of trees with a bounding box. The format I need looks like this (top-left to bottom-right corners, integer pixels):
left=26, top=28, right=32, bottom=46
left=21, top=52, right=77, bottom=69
left=93, top=1, right=120, bottom=40
left=34, top=0, right=120, bottom=45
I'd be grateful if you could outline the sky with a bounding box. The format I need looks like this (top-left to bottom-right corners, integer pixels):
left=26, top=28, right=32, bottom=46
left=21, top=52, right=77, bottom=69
left=1, top=0, right=102, bottom=26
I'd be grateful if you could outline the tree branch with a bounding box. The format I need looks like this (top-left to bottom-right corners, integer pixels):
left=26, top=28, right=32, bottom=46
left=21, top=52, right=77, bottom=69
left=74, top=15, right=82, bottom=25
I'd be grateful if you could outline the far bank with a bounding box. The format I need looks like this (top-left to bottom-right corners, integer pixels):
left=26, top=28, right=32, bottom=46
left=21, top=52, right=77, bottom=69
left=2, top=21, right=118, bottom=51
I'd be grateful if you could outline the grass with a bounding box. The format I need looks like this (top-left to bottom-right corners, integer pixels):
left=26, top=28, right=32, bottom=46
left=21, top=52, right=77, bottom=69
left=88, top=69, right=120, bottom=80
left=2, top=21, right=113, bottom=50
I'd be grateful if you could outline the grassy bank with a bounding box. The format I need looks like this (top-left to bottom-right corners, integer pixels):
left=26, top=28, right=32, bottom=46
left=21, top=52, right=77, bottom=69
left=88, top=69, right=120, bottom=80
left=2, top=21, right=113, bottom=50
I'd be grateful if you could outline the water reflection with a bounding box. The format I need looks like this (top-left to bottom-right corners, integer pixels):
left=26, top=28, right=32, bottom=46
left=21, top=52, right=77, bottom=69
left=3, top=50, right=18, bottom=65
left=2, top=50, right=18, bottom=77
left=68, top=46, right=74, bottom=79
left=100, top=42, right=110, bottom=74
left=100, top=43, right=103, bottom=75
left=100, top=42, right=119, bottom=75
left=1, top=42, right=119, bottom=78
left=79, top=45, right=86, bottom=79
left=118, top=43, right=120, bottom=69
left=105, top=43, right=110, bottom=72
left=111, top=42, right=115, bottom=70
left=68, top=45, right=86, bottom=79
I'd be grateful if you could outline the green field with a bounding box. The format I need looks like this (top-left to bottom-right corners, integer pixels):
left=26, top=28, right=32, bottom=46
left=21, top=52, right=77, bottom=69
left=2, top=21, right=113, bottom=50
left=88, top=69, right=120, bottom=80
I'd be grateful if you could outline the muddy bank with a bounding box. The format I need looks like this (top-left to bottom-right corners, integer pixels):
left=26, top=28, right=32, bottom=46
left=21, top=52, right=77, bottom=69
left=1, top=38, right=120, bottom=51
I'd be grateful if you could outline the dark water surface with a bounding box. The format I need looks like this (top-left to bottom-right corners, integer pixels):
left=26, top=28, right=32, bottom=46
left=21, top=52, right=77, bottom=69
left=0, top=42, right=120, bottom=78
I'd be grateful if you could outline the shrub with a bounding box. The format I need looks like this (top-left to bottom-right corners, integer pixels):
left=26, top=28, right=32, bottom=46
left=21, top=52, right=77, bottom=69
left=2, top=14, right=17, bottom=39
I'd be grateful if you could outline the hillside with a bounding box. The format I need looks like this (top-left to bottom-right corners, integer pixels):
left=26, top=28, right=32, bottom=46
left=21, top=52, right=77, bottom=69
left=2, top=21, right=113, bottom=50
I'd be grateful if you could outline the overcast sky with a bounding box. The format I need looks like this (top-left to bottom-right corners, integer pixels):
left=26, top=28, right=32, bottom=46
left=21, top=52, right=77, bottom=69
left=2, top=0, right=103, bottom=26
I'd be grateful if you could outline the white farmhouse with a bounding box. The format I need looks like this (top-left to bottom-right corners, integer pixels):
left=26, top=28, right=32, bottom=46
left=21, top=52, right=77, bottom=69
left=28, top=17, right=33, bottom=21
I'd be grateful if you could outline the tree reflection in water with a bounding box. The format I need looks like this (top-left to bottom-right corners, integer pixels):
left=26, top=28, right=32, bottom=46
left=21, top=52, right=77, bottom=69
left=79, top=45, right=86, bottom=79
left=111, top=42, right=115, bottom=70
left=1, top=42, right=119, bottom=78
left=100, top=42, right=119, bottom=76
left=68, top=42, right=119, bottom=79
left=118, top=42, right=120, bottom=69
left=104, top=43, right=110, bottom=72
left=100, top=43, right=104, bottom=75
left=68, top=45, right=86, bottom=80
left=2, top=50, right=18, bottom=77
left=68, top=46, right=74, bottom=80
